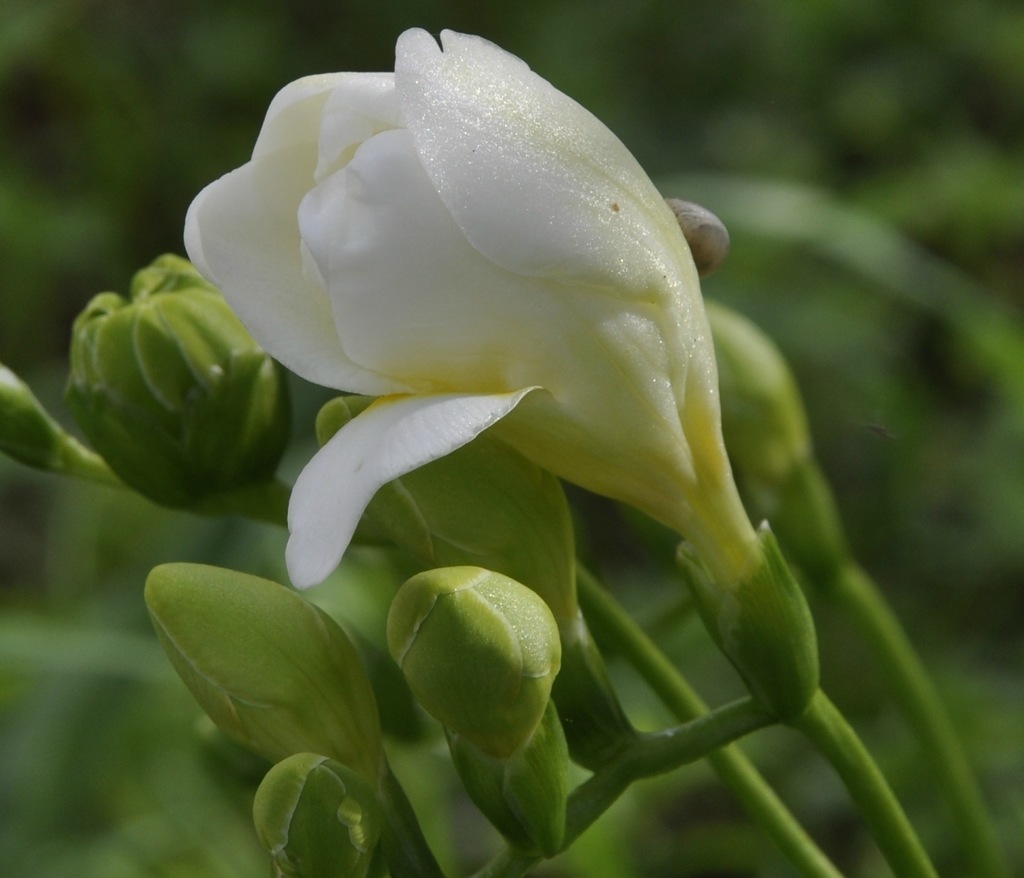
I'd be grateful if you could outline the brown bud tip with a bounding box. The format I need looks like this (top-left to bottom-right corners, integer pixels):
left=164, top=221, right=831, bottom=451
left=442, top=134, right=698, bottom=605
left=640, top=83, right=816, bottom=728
left=666, top=198, right=731, bottom=278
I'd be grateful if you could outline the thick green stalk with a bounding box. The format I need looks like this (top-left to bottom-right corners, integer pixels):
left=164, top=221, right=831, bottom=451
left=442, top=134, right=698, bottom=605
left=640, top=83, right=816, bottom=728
left=577, top=566, right=843, bottom=878
left=828, top=562, right=1008, bottom=878
left=794, top=691, right=938, bottom=878
left=564, top=696, right=775, bottom=845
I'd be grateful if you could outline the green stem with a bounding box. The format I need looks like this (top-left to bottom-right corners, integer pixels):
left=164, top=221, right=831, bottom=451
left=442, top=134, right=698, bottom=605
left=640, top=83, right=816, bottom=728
left=377, top=758, right=448, bottom=878
left=577, top=566, right=843, bottom=878
left=52, top=430, right=292, bottom=529
left=794, top=691, right=938, bottom=878
left=565, top=696, right=774, bottom=846
left=473, top=697, right=774, bottom=878
left=828, top=562, right=1008, bottom=878
left=776, top=457, right=1007, bottom=876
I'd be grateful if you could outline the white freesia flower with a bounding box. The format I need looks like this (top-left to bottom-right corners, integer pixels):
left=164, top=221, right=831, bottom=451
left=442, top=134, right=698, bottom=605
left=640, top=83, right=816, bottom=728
left=185, top=28, right=759, bottom=589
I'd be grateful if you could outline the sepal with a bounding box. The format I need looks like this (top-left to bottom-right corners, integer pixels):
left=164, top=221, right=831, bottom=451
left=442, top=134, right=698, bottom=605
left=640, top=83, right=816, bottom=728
left=678, top=527, right=819, bottom=722
left=447, top=700, right=569, bottom=856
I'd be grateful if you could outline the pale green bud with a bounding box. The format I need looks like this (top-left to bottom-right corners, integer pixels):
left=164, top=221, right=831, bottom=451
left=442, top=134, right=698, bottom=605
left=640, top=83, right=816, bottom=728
left=66, top=254, right=289, bottom=509
left=253, top=753, right=382, bottom=878
left=708, top=303, right=848, bottom=582
left=448, top=701, right=568, bottom=856
left=707, top=302, right=811, bottom=490
left=321, top=397, right=632, bottom=768
left=679, top=526, right=819, bottom=722
left=318, top=396, right=577, bottom=621
left=0, top=364, right=67, bottom=469
left=145, top=563, right=382, bottom=782
left=387, top=567, right=561, bottom=759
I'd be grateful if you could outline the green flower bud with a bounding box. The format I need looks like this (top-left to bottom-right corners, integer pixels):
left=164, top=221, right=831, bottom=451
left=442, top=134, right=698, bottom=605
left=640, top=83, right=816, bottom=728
left=322, top=398, right=633, bottom=768
left=387, top=567, right=561, bottom=759
left=0, top=364, right=70, bottom=469
left=707, top=302, right=810, bottom=491
left=448, top=701, right=569, bottom=856
left=253, top=753, right=382, bottom=878
left=66, top=254, right=289, bottom=510
left=679, top=527, right=819, bottom=722
left=318, top=396, right=577, bottom=621
left=708, top=303, right=849, bottom=583
left=145, top=563, right=382, bottom=782
left=1, top=363, right=121, bottom=485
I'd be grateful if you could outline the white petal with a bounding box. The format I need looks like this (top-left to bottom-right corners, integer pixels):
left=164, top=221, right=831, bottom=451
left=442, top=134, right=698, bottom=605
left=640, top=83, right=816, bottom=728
left=184, top=145, right=402, bottom=395
left=298, top=127, right=566, bottom=393
left=252, top=74, right=348, bottom=159
left=394, top=29, right=695, bottom=298
left=286, top=389, right=535, bottom=588
left=314, top=74, right=400, bottom=181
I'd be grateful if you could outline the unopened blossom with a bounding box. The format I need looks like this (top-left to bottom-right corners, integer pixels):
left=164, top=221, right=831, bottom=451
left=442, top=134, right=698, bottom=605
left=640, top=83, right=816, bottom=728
left=185, top=29, right=759, bottom=589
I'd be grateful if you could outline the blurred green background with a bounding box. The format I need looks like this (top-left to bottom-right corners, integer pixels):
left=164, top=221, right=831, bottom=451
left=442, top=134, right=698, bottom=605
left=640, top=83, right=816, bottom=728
left=2, top=0, right=1022, bottom=876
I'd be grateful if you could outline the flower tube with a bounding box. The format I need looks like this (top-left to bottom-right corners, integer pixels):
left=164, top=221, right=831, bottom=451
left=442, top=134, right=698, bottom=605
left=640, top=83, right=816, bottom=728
left=185, top=28, right=759, bottom=591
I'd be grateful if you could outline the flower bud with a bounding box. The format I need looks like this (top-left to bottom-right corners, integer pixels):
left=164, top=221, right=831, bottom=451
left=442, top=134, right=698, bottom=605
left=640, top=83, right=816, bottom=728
left=708, top=303, right=849, bottom=583
left=447, top=701, right=569, bottom=856
left=387, top=567, right=561, bottom=759
left=678, top=526, right=819, bottom=722
left=0, top=364, right=70, bottom=470
left=1, top=363, right=122, bottom=485
left=145, top=563, right=382, bottom=782
left=707, top=302, right=811, bottom=491
left=66, top=254, right=289, bottom=510
left=665, top=198, right=731, bottom=278
left=318, top=396, right=578, bottom=621
left=253, top=753, right=382, bottom=878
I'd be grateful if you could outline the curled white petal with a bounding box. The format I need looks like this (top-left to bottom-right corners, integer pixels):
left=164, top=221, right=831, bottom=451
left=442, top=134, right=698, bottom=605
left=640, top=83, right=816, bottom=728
left=395, top=29, right=692, bottom=296
left=184, top=145, right=403, bottom=396
left=252, top=73, right=349, bottom=159
left=286, top=389, right=535, bottom=588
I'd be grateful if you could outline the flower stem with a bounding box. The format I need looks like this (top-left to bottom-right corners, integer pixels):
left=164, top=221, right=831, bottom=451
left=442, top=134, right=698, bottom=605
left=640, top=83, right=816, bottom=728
left=793, top=690, right=938, bottom=878
left=577, top=566, right=843, bottom=878
left=827, top=562, right=1009, bottom=878
left=377, top=757, right=448, bottom=878
left=776, top=457, right=1007, bottom=876
left=473, top=697, right=774, bottom=878
left=564, top=696, right=775, bottom=846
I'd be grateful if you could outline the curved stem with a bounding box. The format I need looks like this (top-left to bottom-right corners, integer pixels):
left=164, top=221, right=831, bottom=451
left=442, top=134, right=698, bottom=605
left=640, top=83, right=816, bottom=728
left=577, top=566, right=843, bottom=878
left=793, top=691, right=938, bottom=878
left=473, top=697, right=775, bottom=878
left=564, top=696, right=774, bottom=846
left=828, top=562, right=1008, bottom=878
left=776, top=457, right=1007, bottom=876
left=377, top=757, right=448, bottom=878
